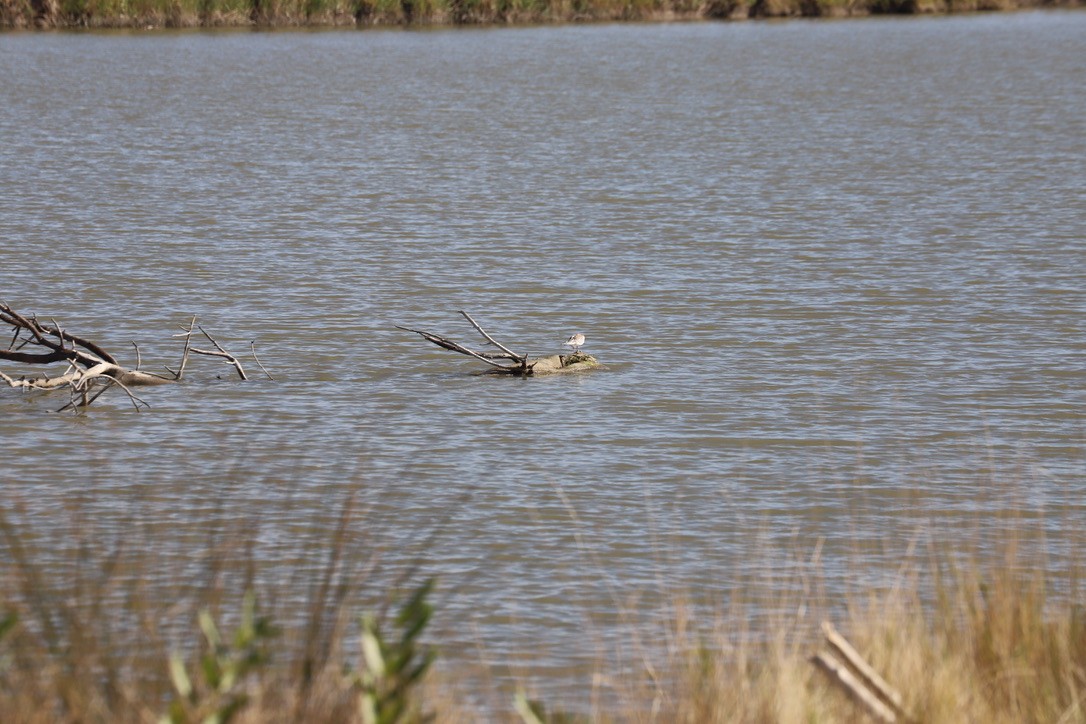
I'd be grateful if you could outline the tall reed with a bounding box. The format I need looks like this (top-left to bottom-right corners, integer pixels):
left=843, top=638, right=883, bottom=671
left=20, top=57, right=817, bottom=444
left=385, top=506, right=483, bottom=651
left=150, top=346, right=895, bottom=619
left=0, top=487, right=1083, bottom=722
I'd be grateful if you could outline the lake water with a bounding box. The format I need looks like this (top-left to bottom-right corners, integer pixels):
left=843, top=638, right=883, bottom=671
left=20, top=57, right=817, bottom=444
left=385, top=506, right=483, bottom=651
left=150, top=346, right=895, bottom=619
left=1, top=10, right=1084, bottom=706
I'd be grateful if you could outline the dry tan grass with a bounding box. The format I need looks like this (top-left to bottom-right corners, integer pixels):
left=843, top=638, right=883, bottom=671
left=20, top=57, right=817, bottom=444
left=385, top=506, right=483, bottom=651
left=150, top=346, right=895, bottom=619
left=1, top=493, right=1083, bottom=723
left=610, top=541, right=1085, bottom=724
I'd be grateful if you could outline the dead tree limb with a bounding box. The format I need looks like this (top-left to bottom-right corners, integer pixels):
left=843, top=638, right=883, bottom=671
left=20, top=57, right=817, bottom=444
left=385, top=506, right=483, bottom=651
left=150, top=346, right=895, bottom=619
left=250, top=341, right=274, bottom=380
left=459, top=310, right=524, bottom=360
left=398, top=312, right=600, bottom=377
left=166, top=315, right=197, bottom=380
left=397, top=311, right=533, bottom=374
left=812, top=621, right=910, bottom=723
left=57, top=374, right=151, bottom=413
left=822, top=621, right=905, bottom=714
left=1, top=302, right=169, bottom=389
left=1, top=303, right=262, bottom=410
left=396, top=324, right=526, bottom=371
left=192, top=325, right=247, bottom=380
left=11, top=309, right=114, bottom=365
left=812, top=652, right=898, bottom=723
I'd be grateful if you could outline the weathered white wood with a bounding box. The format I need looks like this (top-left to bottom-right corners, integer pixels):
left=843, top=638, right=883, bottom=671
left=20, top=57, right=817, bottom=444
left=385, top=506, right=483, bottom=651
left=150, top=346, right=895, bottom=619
left=193, top=325, right=247, bottom=380
left=822, top=621, right=905, bottom=713
left=400, top=313, right=602, bottom=377
left=0, top=361, right=172, bottom=390
left=459, top=310, right=523, bottom=360
left=191, top=348, right=246, bottom=380
left=167, top=315, right=198, bottom=380
left=250, top=341, right=274, bottom=380
left=396, top=325, right=522, bottom=370
left=488, top=354, right=599, bottom=376
left=2, top=303, right=255, bottom=409
left=812, top=651, right=898, bottom=723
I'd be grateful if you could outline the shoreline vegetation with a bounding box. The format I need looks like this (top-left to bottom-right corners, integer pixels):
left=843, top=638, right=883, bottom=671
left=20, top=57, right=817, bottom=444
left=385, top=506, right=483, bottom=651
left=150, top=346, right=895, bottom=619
left=0, top=0, right=1081, bottom=30
left=1, top=492, right=1084, bottom=722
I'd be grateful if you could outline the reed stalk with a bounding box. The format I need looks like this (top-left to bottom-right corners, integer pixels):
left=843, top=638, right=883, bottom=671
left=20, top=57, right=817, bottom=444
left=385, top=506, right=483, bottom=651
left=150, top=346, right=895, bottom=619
left=0, top=489, right=1082, bottom=722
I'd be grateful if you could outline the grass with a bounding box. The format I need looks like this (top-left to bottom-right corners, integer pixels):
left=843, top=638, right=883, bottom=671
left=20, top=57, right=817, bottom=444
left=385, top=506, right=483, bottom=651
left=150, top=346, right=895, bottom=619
left=2, top=0, right=1081, bottom=28
left=633, top=552, right=1086, bottom=723
left=0, top=487, right=1084, bottom=722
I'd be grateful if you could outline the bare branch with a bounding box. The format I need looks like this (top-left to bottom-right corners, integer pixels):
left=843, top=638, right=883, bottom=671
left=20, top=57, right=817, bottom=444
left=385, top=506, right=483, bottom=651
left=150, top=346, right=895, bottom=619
left=190, top=347, right=247, bottom=381
left=0, top=361, right=113, bottom=390
left=1, top=304, right=259, bottom=409
left=1, top=303, right=117, bottom=366
left=0, top=348, right=71, bottom=365
left=812, top=652, right=898, bottom=723
left=458, top=310, right=523, bottom=359
left=395, top=325, right=523, bottom=371
left=48, top=318, right=68, bottom=353
left=39, top=315, right=118, bottom=365
left=812, top=622, right=910, bottom=724
left=250, top=341, right=274, bottom=380
left=397, top=312, right=602, bottom=377
left=166, top=315, right=197, bottom=380
left=98, top=376, right=151, bottom=412
left=77, top=380, right=115, bottom=409
left=823, top=622, right=905, bottom=714
left=57, top=375, right=149, bottom=413
left=191, top=325, right=247, bottom=379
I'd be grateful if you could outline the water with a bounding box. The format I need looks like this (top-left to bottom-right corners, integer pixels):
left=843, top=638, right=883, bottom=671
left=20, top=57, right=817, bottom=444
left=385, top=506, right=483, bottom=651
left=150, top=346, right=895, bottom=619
left=1, top=11, right=1085, bottom=701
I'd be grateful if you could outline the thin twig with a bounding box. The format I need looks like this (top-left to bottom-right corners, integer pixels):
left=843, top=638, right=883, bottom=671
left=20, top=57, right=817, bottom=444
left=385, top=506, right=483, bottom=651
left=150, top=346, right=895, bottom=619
left=167, top=315, right=197, bottom=380
left=458, top=310, right=523, bottom=360
left=823, top=621, right=905, bottom=714
left=132, top=341, right=142, bottom=370
left=101, top=375, right=151, bottom=411
left=395, top=325, right=521, bottom=370
left=191, top=347, right=247, bottom=380
left=48, top=318, right=68, bottom=352
left=83, top=381, right=116, bottom=408
left=196, top=325, right=247, bottom=379
left=250, top=341, right=274, bottom=380
left=39, top=314, right=118, bottom=365
left=812, top=651, right=898, bottom=723
left=58, top=375, right=150, bottom=413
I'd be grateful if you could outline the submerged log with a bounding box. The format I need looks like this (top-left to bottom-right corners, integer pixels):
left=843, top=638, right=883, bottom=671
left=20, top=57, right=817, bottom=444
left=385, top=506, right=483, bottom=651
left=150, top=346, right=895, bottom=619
left=1, top=303, right=269, bottom=410
left=398, top=311, right=601, bottom=376
left=811, top=621, right=909, bottom=724
left=489, top=352, right=599, bottom=376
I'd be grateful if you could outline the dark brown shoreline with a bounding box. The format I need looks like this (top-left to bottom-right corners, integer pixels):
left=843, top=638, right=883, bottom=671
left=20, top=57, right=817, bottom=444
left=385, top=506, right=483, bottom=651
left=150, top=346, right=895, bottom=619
left=1, top=0, right=1081, bottom=30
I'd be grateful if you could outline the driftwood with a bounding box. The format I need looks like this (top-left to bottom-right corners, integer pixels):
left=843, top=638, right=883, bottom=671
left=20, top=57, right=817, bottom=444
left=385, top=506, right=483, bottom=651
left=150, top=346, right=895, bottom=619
left=1, top=303, right=270, bottom=411
left=811, top=621, right=909, bottom=723
left=167, top=316, right=253, bottom=382
left=398, top=311, right=599, bottom=376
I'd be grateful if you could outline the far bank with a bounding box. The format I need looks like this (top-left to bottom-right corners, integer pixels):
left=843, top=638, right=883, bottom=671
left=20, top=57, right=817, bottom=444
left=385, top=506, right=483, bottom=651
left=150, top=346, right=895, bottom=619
left=1, top=0, right=1082, bottom=30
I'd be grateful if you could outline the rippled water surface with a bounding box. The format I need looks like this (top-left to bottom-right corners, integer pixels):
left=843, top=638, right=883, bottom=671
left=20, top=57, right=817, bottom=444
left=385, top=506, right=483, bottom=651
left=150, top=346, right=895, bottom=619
left=2, top=10, right=1085, bottom=701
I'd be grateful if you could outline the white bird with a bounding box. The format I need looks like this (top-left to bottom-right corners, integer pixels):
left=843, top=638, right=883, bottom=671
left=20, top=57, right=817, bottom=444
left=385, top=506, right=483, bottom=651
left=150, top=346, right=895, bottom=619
left=563, top=333, right=586, bottom=354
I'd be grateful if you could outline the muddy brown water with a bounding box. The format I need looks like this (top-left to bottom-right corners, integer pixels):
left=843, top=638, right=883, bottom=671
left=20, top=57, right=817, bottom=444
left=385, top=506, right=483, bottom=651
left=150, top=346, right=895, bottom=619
left=1, top=11, right=1084, bottom=704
